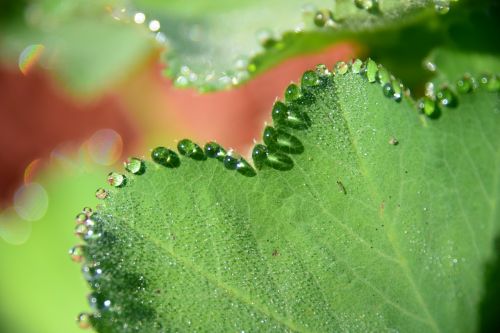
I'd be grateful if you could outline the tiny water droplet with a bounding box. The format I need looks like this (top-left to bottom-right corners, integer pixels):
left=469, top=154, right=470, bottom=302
left=88, top=292, right=112, bottom=311
left=177, top=139, right=205, bottom=160
left=107, top=172, right=126, bottom=187
left=434, top=1, right=450, bottom=15
left=424, top=60, right=437, bottom=72
left=148, top=20, right=160, bottom=32
left=301, top=70, right=320, bottom=88
left=95, top=188, right=108, bottom=200
left=313, top=9, right=333, bottom=27
left=351, top=59, right=363, bottom=74
left=425, top=81, right=436, bottom=99
left=436, top=87, right=456, bottom=107
left=76, top=213, right=87, bottom=224
left=483, top=74, right=499, bottom=92
left=456, top=75, right=473, bottom=93
left=223, top=151, right=240, bottom=170
left=376, top=65, right=390, bottom=85
left=392, top=79, right=403, bottom=102
left=389, top=137, right=399, bottom=145
left=266, top=152, right=294, bottom=171
left=151, top=147, right=180, bottom=168
left=76, top=312, right=92, bottom=329
left=418, top=97, right=438, bottom=117
left=133, top=12, right=146, bottom=24
left=69, top=245, right=84, bottom=262
left=365, top=59, right=378, bottom=83
left=382, top=83, right=395, bottom=97
left=204, top=142, right=226, bottom=161
left=82, top=207, right=92, bottom=216
left=74, top=224, right=88, bottom=238
left=236, top=158, right=256, bottom=177
left=252, top=144, right=269, bottom=170
left=285, top=83, right=301, bottom=102
left=354, top=0, right=377, bottom=10
left=334, top=61, right=348, bottom=75
left=256, top=29, right=276, bottom=48
left=262, top=126, right=304, bottom=154
left=82, top=263, right=103, bottom=281
left=271, top=101, right=311, bottom=130
left=124, top=157, right=145, bottom=175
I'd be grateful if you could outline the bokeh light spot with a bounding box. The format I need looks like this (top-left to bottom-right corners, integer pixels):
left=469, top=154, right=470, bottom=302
left=18, top=44, right=45, bottom=75
left=13, top=183, right=49, bottom=222
left=87, top=129, right=123, bottom=166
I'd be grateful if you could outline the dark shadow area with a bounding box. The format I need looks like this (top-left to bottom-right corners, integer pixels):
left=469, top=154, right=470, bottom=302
left=479, top=235, right=500, bottom=333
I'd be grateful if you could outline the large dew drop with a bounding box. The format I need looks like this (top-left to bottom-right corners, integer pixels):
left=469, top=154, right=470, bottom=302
left=204, top=142, right=226, bottom=161
left=151, top=147, right=180, bottom=168
left=262, top=126, right=304, bottom=154
left=177, top=139, right=205, bottom=160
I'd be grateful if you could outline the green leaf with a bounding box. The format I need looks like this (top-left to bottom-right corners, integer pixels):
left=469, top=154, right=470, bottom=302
left=133, top=0, right=446, bottom=91
left=79, top=56, right=500, bottom=332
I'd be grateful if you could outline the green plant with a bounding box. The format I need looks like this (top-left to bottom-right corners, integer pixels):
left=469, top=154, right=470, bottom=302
left=1, top=0, right=499, bottom=332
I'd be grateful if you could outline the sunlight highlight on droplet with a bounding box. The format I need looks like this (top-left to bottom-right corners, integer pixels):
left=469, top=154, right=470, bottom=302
left=0, top=209, right=32, bottom=245
left=18, top=44, right=45, bottom=75
left=149, top=20, right=160, bottom=32
left=87, top=129, right=123, bottom=166
left=13, top=183, right=49, bottom=222
left=134, top=12, right=146, bottom=24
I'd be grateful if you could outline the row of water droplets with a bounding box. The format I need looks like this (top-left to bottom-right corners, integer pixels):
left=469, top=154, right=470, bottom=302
left=419, top=60, right=499, bottom=117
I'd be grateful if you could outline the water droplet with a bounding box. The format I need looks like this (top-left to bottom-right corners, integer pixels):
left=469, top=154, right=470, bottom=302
left=87, top=129, right=123, bottom=166
left=256, top=29, right=276, bottom=48
left=271, top=101, right=311, bottom=130
left=351, top=59, right=364, bottom=74
left=376, top=65, right=390, bottom=85
left=266, top=152, right=294, bottom=171
left=107, top=172, right=126, bottom=187
left=392, top=79, right=403, bottom=102
left=418, top=97, right=438, bottom=118
left=365, top=59, right=378, bottom=83
left=223, top=151, right=240, bottom=170
left=483, top=74, right=499, bottom=92
left=69, top=245, right=84, bottom=262
left=285, top=83, right=301, bottom=102
left=74, top=224, right=88, bottom=238
left=262, top=126, right=304, bottom=154
left=14, top=183, right=48, bottom=222
left=334, top=61, right=348, bottom=75
left=456, top=75, right=473, bottom=93
left=133, top=12, right=146, bottom=24
left=436, top=87, right=456, bottom=107
left=82, top=263, right=103, bottom=281
left=76, top=312, right=92, bottom=329
left=424, top=60, right=437, bottom=72
left=19, top=44, right=45, bottom=75
left=236, top=159, right=256, bottom=177
left=151, top=147, right=180, bottom=168
left=76, top=213, right=87, bottom=224
left=301, top=70, right=320, bottom=88
left=389, top=137, right=399, bottom=145
left=148, top=20, right=160, bottom=32
left=95, top=188, right=108, bottom=200
left=354, top=0, right=377, bottom=10
left=252, top=144, right=269, bottom=170
left=177, top=139, right=205, bottom=160
left=315, top=64, right=331, bottom=77
left=382, top=83, right=395, bottom=97
left=124, top=157, right=145, bottom=175
left=82, top=207, right=92, bottom=216
left=313, top=9, right=333, bottom=28
left=204, top=142, right=226, bottom=161
left=434, top=1, right=450, bottom=15
left=88, top=292, right=112, bottom=311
